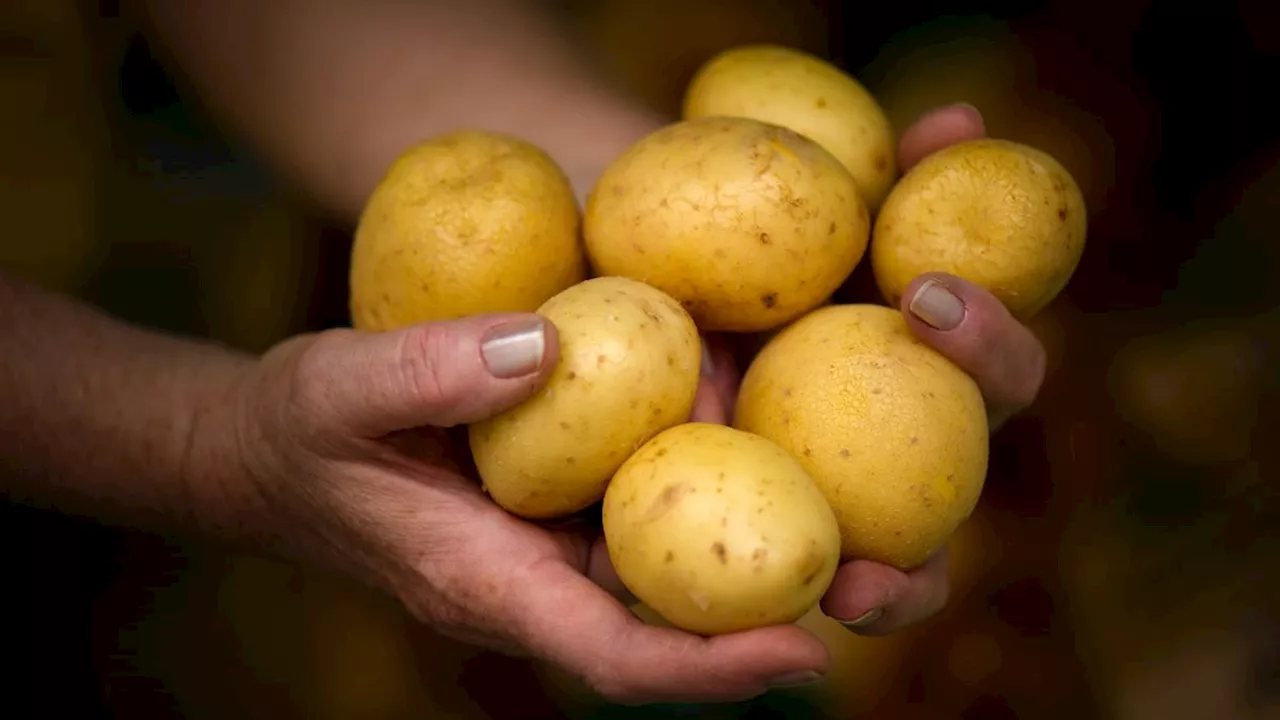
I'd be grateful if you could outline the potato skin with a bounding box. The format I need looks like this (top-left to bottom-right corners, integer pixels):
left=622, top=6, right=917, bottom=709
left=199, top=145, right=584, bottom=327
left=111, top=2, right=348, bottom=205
left=350, top=130, right=584, bottom=330
left=684, top=44, right=898, bottom=213
left=583, top=116, right=869, bottom=333
left=602, top=423, right=841, bottom=636
left=871, top=138, right=1088, bottom=320
left=734, top=304, right=988, bottom=570
left=469, top=277, right=701, bottom=520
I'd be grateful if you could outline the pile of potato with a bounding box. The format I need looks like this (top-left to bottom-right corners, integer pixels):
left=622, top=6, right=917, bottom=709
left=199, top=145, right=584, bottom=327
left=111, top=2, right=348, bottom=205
left=348, top=45, right=1087, bottom=636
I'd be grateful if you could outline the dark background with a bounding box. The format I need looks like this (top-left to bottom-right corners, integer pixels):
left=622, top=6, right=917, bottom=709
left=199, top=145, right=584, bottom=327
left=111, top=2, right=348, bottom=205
left=3, top=0, right=1280, bottom=717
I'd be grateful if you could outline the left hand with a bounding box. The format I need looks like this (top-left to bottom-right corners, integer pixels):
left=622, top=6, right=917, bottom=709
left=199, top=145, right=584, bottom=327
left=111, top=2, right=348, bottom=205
left=694, top=103, right=1049, bottom=636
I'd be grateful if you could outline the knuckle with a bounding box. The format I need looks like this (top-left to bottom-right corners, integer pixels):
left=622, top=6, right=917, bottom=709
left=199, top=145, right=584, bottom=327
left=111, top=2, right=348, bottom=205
left=286, top=331, right=347, bottom=417
left=398, top=325, right=463, bottom=422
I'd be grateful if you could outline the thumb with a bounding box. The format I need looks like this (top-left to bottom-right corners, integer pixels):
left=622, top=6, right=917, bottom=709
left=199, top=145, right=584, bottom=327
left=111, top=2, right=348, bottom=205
left=310, top=313, right=558, bottom=436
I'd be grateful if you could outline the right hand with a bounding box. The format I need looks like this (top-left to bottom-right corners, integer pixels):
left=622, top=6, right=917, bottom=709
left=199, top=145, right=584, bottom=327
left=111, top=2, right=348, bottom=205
left=207, top=312, right=831, bottom=705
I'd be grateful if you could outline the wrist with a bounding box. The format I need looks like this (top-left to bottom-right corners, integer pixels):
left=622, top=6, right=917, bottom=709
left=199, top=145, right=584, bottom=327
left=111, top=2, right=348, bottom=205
left=179, top=352, right=274, bottom=545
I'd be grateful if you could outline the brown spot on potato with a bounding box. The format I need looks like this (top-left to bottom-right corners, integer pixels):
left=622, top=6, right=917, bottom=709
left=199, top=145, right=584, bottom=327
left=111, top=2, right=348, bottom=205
left=815, top=97, right=828, bottom=109
left=645, top=483, right=688, bottom=522
left=596, top=354, right=607, bottom=365
left=828, top=221, right=837, bottom=235
left=1058, top=207, right=1068, bottom=221
left=656, top=448, right=668, bottom=457
left=711, top=541, right=728, bottom=564
left=799, top=547, right=826, bottom=586
left=839, top=449, right=851, bottom=458
left=758, top=232, right=772, bottom=245
left=665, top=550, right=675, bottom=563
left=874, top=154, right=888, bottom=171
left=566, top=371, right=577, bottom=380
left=761, top=292, right=778, bottom=309
left=558, top=421, right=570, bottom=430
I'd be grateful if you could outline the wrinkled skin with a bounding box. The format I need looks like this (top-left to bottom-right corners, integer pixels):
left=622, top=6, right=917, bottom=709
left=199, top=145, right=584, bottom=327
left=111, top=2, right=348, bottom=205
left=227, top=104, right=1048, bottom=705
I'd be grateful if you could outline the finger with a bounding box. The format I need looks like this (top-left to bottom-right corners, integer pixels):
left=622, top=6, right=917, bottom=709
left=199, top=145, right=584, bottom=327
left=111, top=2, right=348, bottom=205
left=304, top=313, right=559, bottom=436
left=689, top=335, right=740, bottom=425
left=819, top=549, right=951, bottom=637
left=898, top=103, right=987, bottom=172
left=703, top=333, right=742, bottom=423
left=585, top=534, right=637, bottom=605
left=515, top=561, right=830, bottom=705
left=899, top=273, right=1047, bottom=427
left=690, top=381, right=726, bottom=426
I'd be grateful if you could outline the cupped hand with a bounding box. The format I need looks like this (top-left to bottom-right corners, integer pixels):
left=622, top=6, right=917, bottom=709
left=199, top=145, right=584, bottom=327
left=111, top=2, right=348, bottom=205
left=225, top=313, right=830, bottom=706
left=694, top=104, right=1049, bottom=637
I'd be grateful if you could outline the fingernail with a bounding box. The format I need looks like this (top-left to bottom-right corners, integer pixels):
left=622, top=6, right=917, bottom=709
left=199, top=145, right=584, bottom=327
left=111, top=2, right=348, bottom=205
left=767, top=670, right=823, bottom=689
left=481, top=318, right=547, bottom=378
left=909, top=280, right=965, bottom=330
left=951, top=102, right=985, bottom=127
left=700, top=340, right=715, bottom=379
left=839, top=607, right=884, bottom=631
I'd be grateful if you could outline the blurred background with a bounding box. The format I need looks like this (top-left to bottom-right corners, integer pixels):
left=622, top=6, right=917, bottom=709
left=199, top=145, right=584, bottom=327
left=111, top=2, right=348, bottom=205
left=3, top=0, right=1279, bottom=718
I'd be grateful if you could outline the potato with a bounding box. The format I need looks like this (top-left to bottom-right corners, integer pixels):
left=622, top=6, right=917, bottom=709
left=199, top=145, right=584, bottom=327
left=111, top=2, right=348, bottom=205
left=602, top=423, right=841, bottom=635
left=734, top=304, right=988, bottom=570
left=684, top=44, right=898, bottom=213
left=584, top=116, right=869, bottom=333
left=871, top=138, right=1087, bottom=320
left=469, top=277, right=701, bottom=519
left=350, top=130, right=584, bottom=330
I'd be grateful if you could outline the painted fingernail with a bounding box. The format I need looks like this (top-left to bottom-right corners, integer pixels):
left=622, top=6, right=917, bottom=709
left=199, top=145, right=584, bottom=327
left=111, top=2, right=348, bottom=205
left=767, top=670, right=823, bottom=689
left=839, top=607, right=884, bottom=631
left=909, top=280, right=965, bottom=331
left=481, top=318, right=547, bottom=378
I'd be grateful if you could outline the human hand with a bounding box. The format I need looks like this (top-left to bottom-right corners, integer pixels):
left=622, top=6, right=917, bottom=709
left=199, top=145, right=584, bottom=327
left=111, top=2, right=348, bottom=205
left=216, top=313, right=831, bottom=706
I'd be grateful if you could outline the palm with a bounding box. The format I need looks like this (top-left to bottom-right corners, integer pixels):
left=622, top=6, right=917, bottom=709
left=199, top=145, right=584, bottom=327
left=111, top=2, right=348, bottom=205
left=356, top=426, right=609, bottom=650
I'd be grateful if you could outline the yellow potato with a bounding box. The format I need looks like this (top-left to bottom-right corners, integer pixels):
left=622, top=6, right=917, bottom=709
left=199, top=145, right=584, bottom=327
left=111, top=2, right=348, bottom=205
left=469, top=277, right=701, bottom=520
left=684, top=44, right=898, bottom=212
left=584, top=116, right=869, bottom=333
left=734, top=304, right=988, bottom=570
left=350, top=130, right=584, bottom=330
left=871, top=138, right=1087, bottom=320
left=602, top=423, right=841, bottom=635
